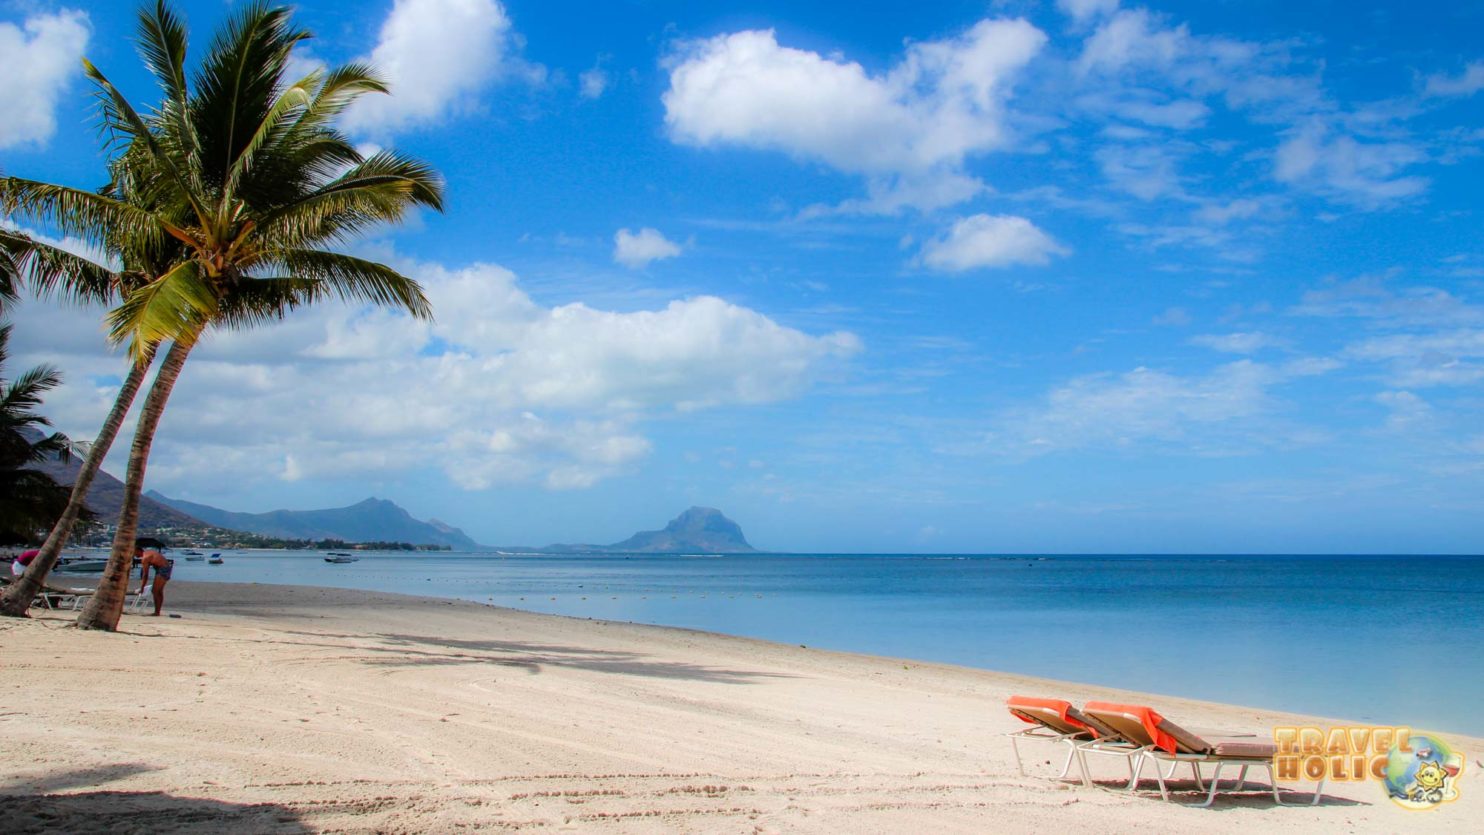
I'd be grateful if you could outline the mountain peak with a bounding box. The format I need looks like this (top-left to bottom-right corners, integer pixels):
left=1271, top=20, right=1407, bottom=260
left=607, top=507, right=755, bottom=553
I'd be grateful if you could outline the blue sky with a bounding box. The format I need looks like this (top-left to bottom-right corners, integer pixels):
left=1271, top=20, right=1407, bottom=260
left=3, top=0, right=1483, bottom=552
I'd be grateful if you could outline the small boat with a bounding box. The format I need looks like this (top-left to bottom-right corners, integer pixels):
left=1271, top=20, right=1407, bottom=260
left=324, top=554, right=359, bottom=564
left=207, top=553, right=224, bottom=565
left=182, top=550, right=203, bottom=556
left=184, top=554, right=205, bottom=561
left=55, top=557, right=108, bottom=573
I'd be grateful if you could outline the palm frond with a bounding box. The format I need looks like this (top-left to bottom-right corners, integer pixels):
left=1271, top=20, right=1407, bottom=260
left=190, top=1, right=310, bottom=190
left=137, top=1, right=190, bottom=103
left=0, top=177, right=166, bottom=251
left=295, top=62, right=387, bottom=126
left=83, top=58, right=210, bottom=230
left=254, top=151, right=445, bottom=246
left=264, top=249, right=432, bottom=319
left=220, top=74, right=316, bottom=206
left=0, top=230, right=118, bottom=305
left=1, top=363, right=64, bottom=416
left=106, top=260, right=216, bottom=358
left=136, top=1, right=202, bottom=186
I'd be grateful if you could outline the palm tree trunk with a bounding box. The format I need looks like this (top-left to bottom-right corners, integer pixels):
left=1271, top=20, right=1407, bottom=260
left=76, top=338, right=194, bottom=631
left=0, top=348, right=157, bottom=617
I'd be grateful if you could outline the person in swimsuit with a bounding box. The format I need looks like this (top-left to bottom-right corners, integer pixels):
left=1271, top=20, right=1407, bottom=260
left=136, top=547, right=173, bottom=616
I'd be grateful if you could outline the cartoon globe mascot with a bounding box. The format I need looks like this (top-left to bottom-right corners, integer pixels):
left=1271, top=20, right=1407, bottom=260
left=1384, top=735, right=1465, bottom=809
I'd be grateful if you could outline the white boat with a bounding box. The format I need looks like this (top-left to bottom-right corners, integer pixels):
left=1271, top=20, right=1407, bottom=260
left=184, top=554, right=205, bottom=561
left=207, top=553, right=224, bottom=565
left=55, top=557, right=108, bottom=573
left=324, top=554, right=359, bottom=564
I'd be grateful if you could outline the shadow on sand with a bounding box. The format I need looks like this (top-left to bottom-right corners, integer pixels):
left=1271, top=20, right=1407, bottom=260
left=264, top=628, right=792, bottom=684
left=2, top=783, right=310, bottom=830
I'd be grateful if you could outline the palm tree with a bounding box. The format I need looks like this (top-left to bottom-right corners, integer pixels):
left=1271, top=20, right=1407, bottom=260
left=4, top=1, right=442, bottom=629
left=0, top=323, right=79, bottom=544
left=0, top=230, right=157, bottom=617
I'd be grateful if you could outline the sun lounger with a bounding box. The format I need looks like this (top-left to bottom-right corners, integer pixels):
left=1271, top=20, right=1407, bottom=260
left=1081, top=701, right=1325, bottom=806
left=1007, top=696, right=1135, bottom=786
left=0, top=576, right=93, bottom=611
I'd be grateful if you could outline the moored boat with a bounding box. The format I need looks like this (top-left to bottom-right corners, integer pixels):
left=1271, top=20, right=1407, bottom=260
left=55, top=557, right=108, bottom=573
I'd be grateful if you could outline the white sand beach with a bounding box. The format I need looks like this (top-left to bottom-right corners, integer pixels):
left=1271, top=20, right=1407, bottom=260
left=2, top=581, right=1477, bottom=833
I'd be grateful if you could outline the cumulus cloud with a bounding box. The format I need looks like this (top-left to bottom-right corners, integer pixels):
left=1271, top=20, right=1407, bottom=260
left=0, top=9, right=89, bottom=150
left=341, top=0, right=542, bottom=136
left=662, top=19, right=1046, bottom=212
left=9, top=259, right=860, bottom=495
left=1425, top=62, right=1484, bottom=98
left=613, top=227, right=682, bottom=268
left=918, top=214, right=1067, bottom=272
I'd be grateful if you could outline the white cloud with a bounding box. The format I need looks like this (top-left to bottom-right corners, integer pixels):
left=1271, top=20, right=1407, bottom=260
left=919, top=214, right=1067, bottom=272
left=1374, top=390, right=1432, bottom=431
left=9, top=258, right=861, bottom=494
left=1057, top=0, right=1120, bottom=24
left=1190, top=331, right=1284, bottom=354
left=1274, top=120, right=1428, bottom=207
left=341, top=0, right=542, bottom=136
left=579, top=67, right=609, bottom=100
left=613, top=227, right=682, bottom=268
left=1425, top=62, right=1484, bottom=98
left=0, top=9, right=89, bottom=150
left=1077, top=8, right=1187, bottom=75
left=988, top=359, right=1331, bottom=455
left=1345, top=329, right=1484, bottom=387
left=662, top=20, right=1047, bottom=212
left=1095, top=142, right=1188, bottom=200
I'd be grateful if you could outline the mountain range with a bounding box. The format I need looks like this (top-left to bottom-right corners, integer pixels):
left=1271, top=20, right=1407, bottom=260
left=148, top=493, right=479, bottom=550
left=31, top=451, right=213, bottom=531
left=28, top=441, right=755, bottom=552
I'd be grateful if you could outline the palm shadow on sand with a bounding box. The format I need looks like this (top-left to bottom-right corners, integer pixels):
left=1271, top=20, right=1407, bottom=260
left=264, top=628, right=794, bottom=684
left=2, top=766, right=312, bottom=834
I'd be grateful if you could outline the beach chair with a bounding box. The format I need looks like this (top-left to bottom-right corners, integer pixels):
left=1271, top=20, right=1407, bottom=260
left=0, top=576, right=92, bottom=611
left=1081, top=701, right=1325, bottom=807
left=1006, top=696, right=1132, bottom=786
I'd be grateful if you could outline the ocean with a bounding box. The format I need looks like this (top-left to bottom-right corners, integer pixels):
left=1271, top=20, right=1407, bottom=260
left=124, top=550, right=1484, bottom=737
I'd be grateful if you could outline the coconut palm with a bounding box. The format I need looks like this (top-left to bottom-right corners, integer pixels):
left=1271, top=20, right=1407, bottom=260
left=4, top=1, right=442, bottom=629
left=0, top=229, right=160, bottom=616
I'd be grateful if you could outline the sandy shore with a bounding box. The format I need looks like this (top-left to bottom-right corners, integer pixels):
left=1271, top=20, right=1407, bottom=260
left=2, top=581, right=1476, bottom=833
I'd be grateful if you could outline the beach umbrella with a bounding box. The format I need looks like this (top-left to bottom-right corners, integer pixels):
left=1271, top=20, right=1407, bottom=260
left=17, top=549, right=40, bottom=565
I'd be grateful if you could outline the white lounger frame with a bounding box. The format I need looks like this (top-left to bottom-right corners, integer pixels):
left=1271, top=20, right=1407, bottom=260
left=1079, top=708, right=1327, bottom=807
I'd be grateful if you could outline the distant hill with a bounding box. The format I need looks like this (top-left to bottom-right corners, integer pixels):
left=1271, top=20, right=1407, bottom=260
left=546, top=507, right=757, bottom=553
left=30, top=453, right=211, bottom=531
left=148, top=493, right=479, bottom=550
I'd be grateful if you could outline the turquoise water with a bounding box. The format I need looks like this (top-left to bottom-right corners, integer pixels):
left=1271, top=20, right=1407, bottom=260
left=148, top=551, right=1484, bottom=737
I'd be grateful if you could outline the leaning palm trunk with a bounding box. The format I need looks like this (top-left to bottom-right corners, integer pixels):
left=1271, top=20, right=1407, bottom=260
left=0, top=348, right=157, bottom=617
left=76, top=338, right=193, bottom=631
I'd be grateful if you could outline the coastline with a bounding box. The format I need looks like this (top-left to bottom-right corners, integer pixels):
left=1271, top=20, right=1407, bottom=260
left=3, top=581, right=1477, bottom=833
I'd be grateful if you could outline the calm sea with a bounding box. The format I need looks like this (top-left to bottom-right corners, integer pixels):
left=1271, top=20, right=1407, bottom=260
left=130, top=551, right=1484, bottom=737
